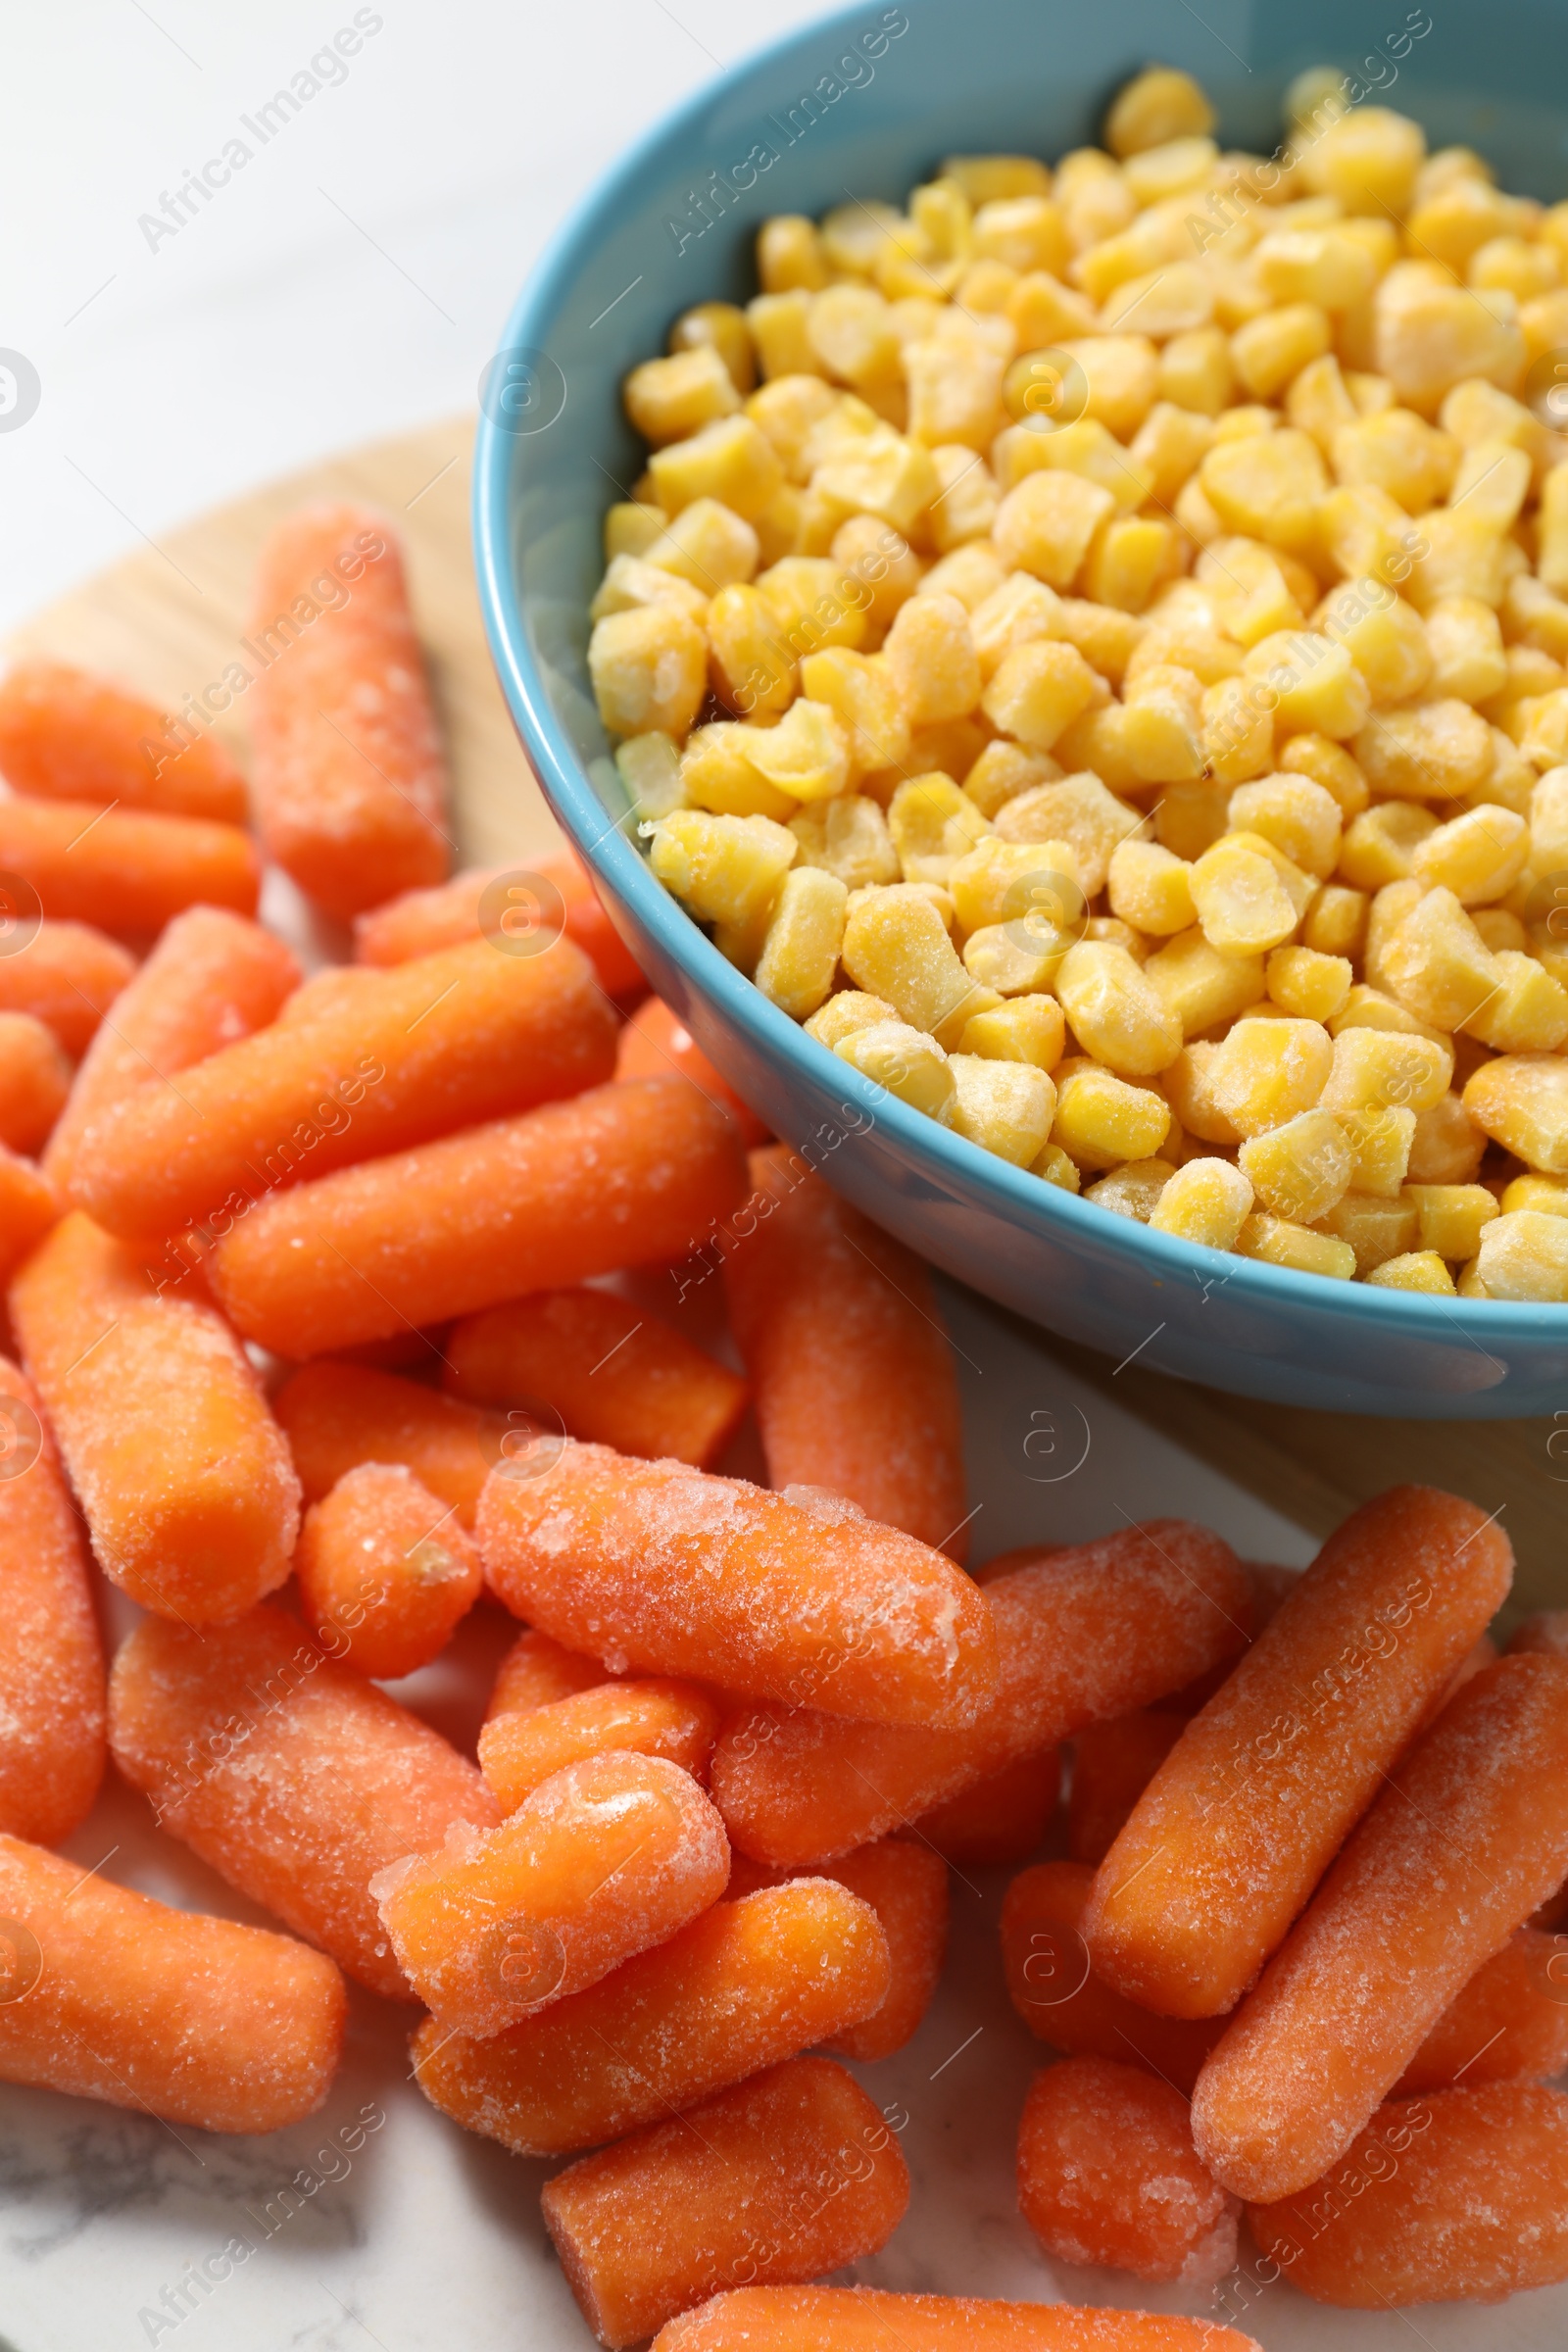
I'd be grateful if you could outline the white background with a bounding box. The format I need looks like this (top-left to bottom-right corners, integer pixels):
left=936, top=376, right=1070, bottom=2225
left=0, top=0, right=843, bottom=633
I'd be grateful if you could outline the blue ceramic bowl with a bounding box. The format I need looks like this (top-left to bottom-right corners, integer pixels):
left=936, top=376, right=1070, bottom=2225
left=474, top=0, right=1568, bottom=1418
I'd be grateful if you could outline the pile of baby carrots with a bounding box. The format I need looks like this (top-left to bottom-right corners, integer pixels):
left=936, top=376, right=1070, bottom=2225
left=0, top=502, right=1565, bottom=2348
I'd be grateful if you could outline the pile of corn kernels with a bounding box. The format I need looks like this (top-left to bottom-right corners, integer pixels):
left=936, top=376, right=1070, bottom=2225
left=587, top=62, right=1568, bottom=1302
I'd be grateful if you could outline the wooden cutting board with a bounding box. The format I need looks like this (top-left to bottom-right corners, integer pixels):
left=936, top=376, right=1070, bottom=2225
left=9, top=419, right=1563, bottom=1608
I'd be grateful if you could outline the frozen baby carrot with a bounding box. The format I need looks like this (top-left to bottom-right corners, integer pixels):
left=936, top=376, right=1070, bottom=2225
left=0, top=1833, right=344, bottom=2133
left=0, top=919, right=134, bottom=1057
left=411, top=1880, right=891, bottom=2156
left=723, top=1147, right=967, bottom=1557
left=710, top=1524, right=1250, bottom=1865
left=1192, top=1655, right=1568, bottom=2202
left=109, top=1603, right=499, bottom=1998
left=273, top=1359, right=505, bottom=1529
left=44, top=905, right=299, bottom=1193
left=478, top=1680, right=718, bottom=1811
left=0, top=796, right=259, bottom=936
left=0, top=659, right=249, bottom=822
left=542, top=2056, right=909, bottom=2349
left=1087, top=1488, right=1513, bottom=2021
left=0, top=1013, right=69, bottom=1154
left=0, top=1357, right=104, bottom=1842
left=443, top=1287, right=749, bottom=1469
left=355, top=849, right=647, bottom=999
left=488, top=1625, right=614, bottom=1720
left=727, top=1838, right=948, bottom=2063
left=1396, top=1928, right=1568, bottom=2094
left=1249, top=2082, right=1568, bottom=2307
left=74, top=933, right=615, bottom=1242
left=652, top=2287, right=1262, bottom=2349
left=478, top=1441, right=997, bottom=1730
left=917, top=1750, right=1060, bottom=1868
left=1002, top=1864, right=1222, bottom=2097
left=617, top=994, right=768, bottom=1146
left=1068, top=1712, right=1185, bottom=1866
left=247, top=505, right=449, bottom=916
left=276, top=963, right=386, bottom=1027
left=210, top=1077, right=749, bottom=1357
left=375, top=1750, right=730, bottom=2038
left=0, top=1149, right=59, bottom=1285
left=294, top=1461, right=482, bottom=1680
left=10, top=1212, right=300, bottom=1622
left=1018, top=2055, right=1239, bottom=2285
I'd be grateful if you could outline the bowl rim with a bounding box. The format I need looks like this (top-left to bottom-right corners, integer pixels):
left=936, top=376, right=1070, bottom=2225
left=471, top=0, right=1566, bottom=1349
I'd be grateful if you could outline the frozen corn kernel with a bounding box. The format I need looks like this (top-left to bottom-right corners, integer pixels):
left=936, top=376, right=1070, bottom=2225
left=993, top=772, right=1144, bottom=895
left=887, top=775, right=992, bottom=887
left=1052, top=1066, right=1172, bottom=1170
left=1239, top=1109, right=1354, bottom=1224
left=1084, top=1158, right=1174, bottom=1222
left=1190, top=834, right=1303, bottom=956
left=1054, top=943, right=1183, bottom=1078
left=646, top=499, right=760, bottom=591
left=1356, top=700, right=1495, bottom=804
left=947, top=1055, right=1056, bottom=1164
left=1321, top=1025, right=1452, bottom=1115
left=994, top=470, right=1117, bottom=589
left=745, top=702, right=853, bottom=804
left=1302, top=881, right=1370, bottom=958
left=1266, top=945, right=1352, bottom=1022
left=651, top=812, right=796, bottom=950
left=883, top=593, right=981, bottom=723
left=1105, top=68, right=1214, bottom=159
left=1206, top=1016, right=1334, bottom=1138
left=1319, top=580, right=1434, bottom=708
left=1229, top=775, right=1344, bottom=880
left=958, top=995, right=1065, bottom=1069
left=1426, top=595, right=1509, bottom=704
left=1501, top=1172, right=1568, bottom=1217
left=1401, top=1181, right=1498, bottom=1261
left=949, top=836, right=1079, bottom=934
left=1465, top=949, right=1568, bottom=1053
left=591, top=555, right=710, bottom=628
left=1238, top=1212, right=1358, bottom=1279
left=1377, top=888, right=1501, bottom=1030
left=680, top=727, right=794, bottom=822
left=669, top=301, right=756, bottom=394
left=1412, top=804, right=1530, bottom=903
left=1312, top=1192, right=1420, bottom=1273
left=1149, top=1156, right=1253, bottom=1250
left=1407, top=1091, right=1487, bottom=1184
left=789, top=795, right=898, bottom=890
left=1244, top=631, right=1371, bottom=740
left=1339, top=803, right=1440, bottom=889
left=835, top=1022, right=956, bottom=1121
left=1364, top=1249, right=1456, bottom=1293
left=803, top=991, right=896, bottom=1049
left=754, top=868, right=848, bottom=1019
left=1475, top=1207, right=1568, bottom=1298
left=625, top=347, right=742, bottom=445
left=983, top=640, right=1103, bottom=750
left=617, top=732, right=685, bottom=823
left=1107, top=840, right=1196, bottom=936
left=1145, top=929, right=1266, bottom=1036
left=758, top=217, right=829, bottom=295
left=605, top=503, right=668, bottom=561
left=1337, top=1102, right=1418, bottom=1196
left=590, top=608, right=709, bottom=739
left=1200, top=429, right=1326, bottom=554
left=1232, top=302, right=1333, bottom=402
left=1034, top=1142, right=1082, bottom=1191
left=650, top=418, right=784, bottom=522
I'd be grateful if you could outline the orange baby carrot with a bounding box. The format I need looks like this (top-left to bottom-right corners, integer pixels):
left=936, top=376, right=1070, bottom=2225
left=542, top=2056, right=909, bottom=2350
left=74, top=933, right=615, bottom=1243
left=210, top=1078, right=749, bottom=1358
left=0, top=1149, right=59, bottom=1285
left=44, top=905, right=299, bottom=1194
left=273, top=1359, right=505, bottom=1529
left=1396, top=1928, right=1568, bottom=2094
left=109, top=1603, right=499, bottom=1998
left=355, top=849, right=648, bottom=999
left=410, top=1880, right=890, bottom=2156
left=723, top=1147, right=967, bottom=1557
left=374, top=1750, right=730, bottom=2038
left=276, top=963, right=386, bottom=1027
left=1001, top=1863, right=1222, bottom=2097
left=1087, top=1488, right=1513, bottom=2021
left=916, top=1750, right=1061, bottom=1868
left=0, top=659, right=249, bottom=822
left=652, top=2287, right=1262, bottom=2350
left=247, top=505, right=449, bottom=917
left=478, top=1441, right=997, bottom=1731
left=10, top=1211, right=300, bottom=1622
left=0, top=919, right=134, bottom=1056
left=727, top=1838, right=949, bottom=2063
left=488, top=1625, right=615, bottom=1720
left=0, top=1834, right=344, bottom=2133
left=478, top=1680, right=718, bottom=1810
left=443, top=1287, right=749, bottom=1468
left=1192, top=1655, right=1568, bottom=2202
left=0, top=1357, right=104, bottom=1842
left=0, top=796, right=259, bottom=936
left=0, top=1013, right=69, bottom=1155
left=1018, top=2055, right=1239, bottom=2284
left=710, top=1524, right=1250, bottom=1865
left=617, top=994, right=768, bottom=1146
left=1249, top=2082, right=1568, bottom=2307
left=294, top=1461, right=482, bottom=1679
left=1067, top=1712, right=1185, bottom=1866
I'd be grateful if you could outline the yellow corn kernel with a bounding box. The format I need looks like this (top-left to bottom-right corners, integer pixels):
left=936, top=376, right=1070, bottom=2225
left=1353, top=699, right=1495, bottom=803
left=962, top=922, right=1068, bottom=997
left=1257, top=229, right=1378, bottom=313
left=1160, top=1043, right=1242, bottom=1146
left=993, top=470, right=1118, bottom=590
left=918, top=548, right=1008, bottom=618
left=1530, top=765, right=1568, bottom=868
left=835, top=1019, right=956, bottom=1120
left=1100, top=261, right=1215, bottom=343
left=1051, top=1065, right=1172, bottom=1170
left=648, top=416, right=785, bottom=522
left=1402, top=1181, right=1499, bottom=1262
left=1032, top=1140, right=1082, bottom=1193
left=1336, top=1103, right=1419, bottom=1197
left=1407, top=1091, right=1487, bottom=1184
left=1377, top=887, right=1502, bottom=1030
left=1238, top=1107, right=1352, bottom=1224
left=747, top=376, right=842, bottom=480
left=589, top=554, right=710, bottom=628
left=1287, top=352, right=1360, bottom=456
left=614, top=731, right=685, bottom=826
left=587, top=606, right=708, bottom=740
left=1118, top=662, right=1207, bottom=782
left=1405, top=511, right=1514, bottom=614
left=796, top=648, right=907, bottom=777
left=1449, top=441, right=1533, bottom=539
left=1519, top=689, right=1568, bottom=773
left=1040, top=707, right=1132, bottom=796
left=810, top=431, right=940, bottom=537
left=1105, top=839, right=1195, bottom=937
left=1084, top=1158, right=1177, bottom=1223
left=961, top=742, right=1059, bottom=820
left=841, top=880, right=981, bottom=1046
left=1266, top=944, right=1353, bottom=1023
left=1538, top=463, right=1568, bottom=598
left=1156, top=325, right=1235, bottom=416
left=1329, top=979, right=1452, bottom=1047
left=1104, top=67, right=1214, bottom=159
left=1238, top=1212, right=1358, bottom=1280
left=1501, top=1172, right=1568, bottom=1216
left=981, top=639, right=1103, bottom=751
left=920, top=446, right=998, bottom=550
left=678, top=725, right=794, bottom=821
left=1229, top=774, right=1345, bottom=881
left=1310, top=1191, right=1419, bottom=1274
left=1145, top=928, right=1267, bottom=1037
left=758, top=216, right=830, bottom=294
left=649, top=808, right=796, bottom=940
left=1474, top=909, right=1528, bottom=955
left=1465, top=1053, right=1568, bottom=1172
left=1471, top=730, right=1537, bottom=819
left=755, top=557, right=869, bottom=658
left=739, top=700, right=850, bottom=804
left=753, top=867, right=849, bottom=1018
left=1320, top=1024, right=1452, bottom=1116
left=1144, top=1155, right=1251, bottom=1249
left=1301, top=881, right=1370, bottom=958
left=1231, top=303, right=1333, bottom=402
left=947, top=1054, right=1058, bottom=1164
left=1317, top=485, right=1425, bottom=597
left=946, top=835, right=1074, bottom=933
left=1061, top=335, right=1160, bottom=438
left=940, top=154, right=1051, bottom=206
left=1190, top=833, right=1304, bottom=956
left=703, top=583, right=794, bottom=718
left=1082, top=516, right=1181, bottom=615
left=886, top=772, right=993, bottom=888
left=1373, top=264, right=1525, bottom=411
left=1424, top=596, right=1508, bottom=707
left=645, top=498, right=760, bottom=591
left=1146, top=784, right=1223, bottom=868
left=1085, top=915, right=1149, bottom=962
left=992, top=771, right=1142, bottom=894
left=1473, top=1208, right=1568, bottom=1300
left=1411, top=804, right=1530, bottom=904
left=1360, top=878, right=1425, bottom=992
left=1246, top=631, right=1372, bottom=741
left=1052, top=600, right=1149, bottom=688
left=904, top=333, right=1006, bottom=450
left=1318, top=580, right=1434, bottom=708
left=971, top=196, right=1070, bottom=277
left=899, top=716, right=991, bottom=788
left=1464, top=950, right=1568, bottom=1053
left=958, top=994, right=1066, bottom=1070
left=1331, top=408, right=1458, bottom=511
left=1472, top=236, right=1560, bottom=302
left=807, top=282, right=901, bottom=386
left=1126, top=622, right=1243, bottom=690
left=623, top=345, right=742, bottom=446
left=1200, top=429, right=1327, bottom=553
left=788, top=794, right=899, bottom=891
left=828, top=517, right=921, bottom=631
left=1054, top=942, right=1183, bottom=1078
left=1199, top=676, right=1274, bottom=787
left=1206, top=1016, right=1334, bottom=1138
left=968, top=573, right=1059, bottom=680
left=1364, top=1250, right=1455, bottom=1293
left=883, top=592, right=981, bottom=725
left=804, top=989, right=897, bottom=1048
left=604, top=503, right=668, bottom=563
left=1296, top=103, right=1422, bottom=213
left=1339, top=803, right=1440, bottom=889
left=1126, top=404, right=1213, bottom=508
